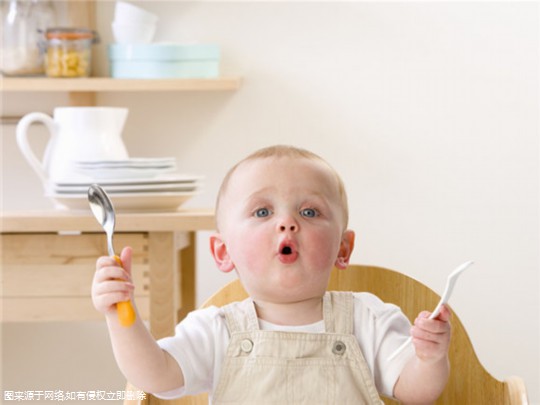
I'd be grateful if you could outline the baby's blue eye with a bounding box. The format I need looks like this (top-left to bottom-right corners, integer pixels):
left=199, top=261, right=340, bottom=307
left=255, top=208, right=271, bottom=218
left=300, top=208, right=317, bottom=218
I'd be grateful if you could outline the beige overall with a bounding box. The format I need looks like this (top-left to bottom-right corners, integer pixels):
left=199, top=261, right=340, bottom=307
left=213, top=291, right=385, bottom=405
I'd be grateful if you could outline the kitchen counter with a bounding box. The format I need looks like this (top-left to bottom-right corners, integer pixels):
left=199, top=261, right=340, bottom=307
left=1, top=209, right=216, bottom=339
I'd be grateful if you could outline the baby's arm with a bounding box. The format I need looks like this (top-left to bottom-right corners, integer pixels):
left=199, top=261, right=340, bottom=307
left=92, top=246, right=184, bottom=393
left=393, top=305, right=451, bottom=404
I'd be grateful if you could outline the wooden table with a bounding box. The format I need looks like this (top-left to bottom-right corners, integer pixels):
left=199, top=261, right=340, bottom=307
left=0, top=210, right=215, bottom=339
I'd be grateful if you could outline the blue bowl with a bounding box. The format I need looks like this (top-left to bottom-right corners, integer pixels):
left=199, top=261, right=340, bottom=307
left=108, top=43, right=220, bottom=78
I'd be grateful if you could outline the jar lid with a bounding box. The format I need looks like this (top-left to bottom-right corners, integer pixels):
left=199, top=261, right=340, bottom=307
left=45, top=28, right=98, bottom=42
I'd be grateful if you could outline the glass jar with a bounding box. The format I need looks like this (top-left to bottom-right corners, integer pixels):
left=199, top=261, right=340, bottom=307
left=44, top=28, right=98, bottom=77
left=1, top=0, right=56, bottom=76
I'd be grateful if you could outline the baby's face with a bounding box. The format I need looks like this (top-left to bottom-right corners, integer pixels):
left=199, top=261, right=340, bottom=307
left=215, top=156, right=351, bottom=304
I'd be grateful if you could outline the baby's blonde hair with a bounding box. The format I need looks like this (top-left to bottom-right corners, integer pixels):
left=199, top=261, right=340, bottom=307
left=215, top=145, right=349, bottom=230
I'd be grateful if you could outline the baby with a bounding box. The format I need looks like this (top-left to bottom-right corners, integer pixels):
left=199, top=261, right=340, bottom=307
left=92, top=145, right=451, bottom=404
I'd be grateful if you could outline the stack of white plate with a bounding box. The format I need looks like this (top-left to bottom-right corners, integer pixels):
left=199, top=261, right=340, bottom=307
left=45, top=158, right=202, bottom=211
left=74, top=157, right=176, bottom=179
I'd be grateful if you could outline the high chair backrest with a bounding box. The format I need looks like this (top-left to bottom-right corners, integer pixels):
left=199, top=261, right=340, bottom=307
left=128, top=264, right=529, bottom=405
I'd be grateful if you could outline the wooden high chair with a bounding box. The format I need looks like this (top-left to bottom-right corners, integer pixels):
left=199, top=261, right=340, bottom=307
left=126, top=264, right=529, bottom=405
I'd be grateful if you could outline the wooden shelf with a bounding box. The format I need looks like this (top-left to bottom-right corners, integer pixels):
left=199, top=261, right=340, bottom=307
left=0, top=76, right=242, bottom=92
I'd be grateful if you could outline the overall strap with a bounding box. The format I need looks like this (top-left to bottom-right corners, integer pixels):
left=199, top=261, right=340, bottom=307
left=222, top=298, right=260, bottom=334
left=323, top=291, right=354, bottom=335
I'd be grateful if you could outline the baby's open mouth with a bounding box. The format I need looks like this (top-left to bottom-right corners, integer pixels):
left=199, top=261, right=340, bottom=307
left=277, top=241, right=298, bottom=264
left=281, top=246, right=293, bottom=255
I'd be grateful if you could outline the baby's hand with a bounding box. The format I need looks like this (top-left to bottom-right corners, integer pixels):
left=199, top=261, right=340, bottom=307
left=411, top=304, right=452, bottom=363
left=91, top=246, right=134, bottom=316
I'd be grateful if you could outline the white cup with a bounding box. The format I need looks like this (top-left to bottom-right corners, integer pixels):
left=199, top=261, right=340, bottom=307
left=114, top=1, right=158, bottom=25
left=112, top=20, right=156, bottom=44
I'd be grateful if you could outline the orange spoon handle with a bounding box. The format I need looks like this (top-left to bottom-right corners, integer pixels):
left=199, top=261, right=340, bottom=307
left=113, top=255, right=136, bottom=327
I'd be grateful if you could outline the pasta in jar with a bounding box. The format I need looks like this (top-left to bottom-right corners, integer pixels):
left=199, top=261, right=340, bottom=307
left=44, top=28, right=98, bottom=77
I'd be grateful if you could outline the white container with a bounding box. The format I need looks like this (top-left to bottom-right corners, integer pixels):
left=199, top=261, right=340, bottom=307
left=112, top=20, right=156, bottom=44
left=114, top=1, right=158, bottom=25
left=16, top=107, right=129, bottom=183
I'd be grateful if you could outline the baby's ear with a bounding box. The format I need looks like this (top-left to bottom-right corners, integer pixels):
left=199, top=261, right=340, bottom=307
left=209, top=233, right=235, bottom=273
left=335, top=230, right=355, bottom=269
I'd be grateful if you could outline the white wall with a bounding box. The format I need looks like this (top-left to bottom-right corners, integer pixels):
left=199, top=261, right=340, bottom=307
left=2, top=2, right=538, bottom=404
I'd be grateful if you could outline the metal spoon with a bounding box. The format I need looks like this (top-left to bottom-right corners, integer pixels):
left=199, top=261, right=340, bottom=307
left=88, top=184, right=136, bottom=327
left=387, top=260, right=474, bottom=362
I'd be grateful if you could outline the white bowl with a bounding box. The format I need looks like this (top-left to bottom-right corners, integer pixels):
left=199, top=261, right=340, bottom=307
left=112, top=21, right=156, bottom=44
left=114, top=1, right=158, bottom=25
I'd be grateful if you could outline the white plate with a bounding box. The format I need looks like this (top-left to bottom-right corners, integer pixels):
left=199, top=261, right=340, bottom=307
left=75, top=157, right=176, bottom=167
left=76, top=163, right=176, bottom=169
left=51, top=182, right=200, bottom=194
left=75, top=166, right=176, bottom=179
left=47, top=191, right=199, bottom=212
left=53, top=174, right=203, bottom=187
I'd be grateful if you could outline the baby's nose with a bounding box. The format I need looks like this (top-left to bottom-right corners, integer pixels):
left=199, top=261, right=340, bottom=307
left=277, top=217, right=298, bottom=232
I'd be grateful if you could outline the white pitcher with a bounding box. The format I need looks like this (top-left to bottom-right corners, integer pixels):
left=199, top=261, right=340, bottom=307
left=16, top=107, right=129, bottom=183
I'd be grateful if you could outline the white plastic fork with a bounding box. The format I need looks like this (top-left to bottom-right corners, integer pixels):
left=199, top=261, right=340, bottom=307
left=387, top=260, right=474, bottom=362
